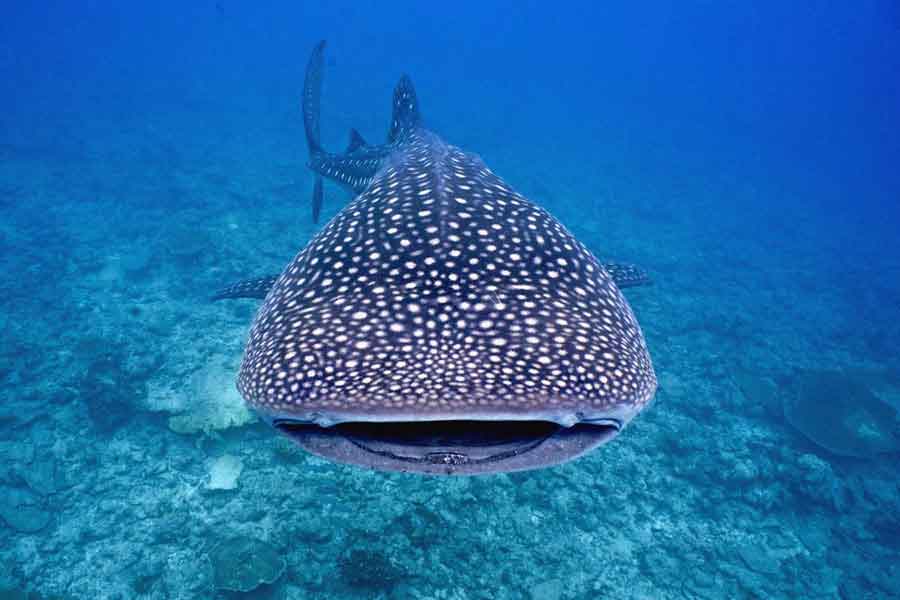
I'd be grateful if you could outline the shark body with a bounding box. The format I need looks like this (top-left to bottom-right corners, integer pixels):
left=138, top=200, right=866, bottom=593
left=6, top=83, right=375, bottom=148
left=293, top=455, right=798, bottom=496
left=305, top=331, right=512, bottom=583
left=217, top=41, right=657, bottom=474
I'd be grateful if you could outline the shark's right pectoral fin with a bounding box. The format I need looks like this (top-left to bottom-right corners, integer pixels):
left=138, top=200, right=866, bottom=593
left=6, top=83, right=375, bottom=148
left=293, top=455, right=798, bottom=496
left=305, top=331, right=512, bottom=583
left=211, top=275, right=279, bottom=301
left=602, top=262, right=652, bottom=289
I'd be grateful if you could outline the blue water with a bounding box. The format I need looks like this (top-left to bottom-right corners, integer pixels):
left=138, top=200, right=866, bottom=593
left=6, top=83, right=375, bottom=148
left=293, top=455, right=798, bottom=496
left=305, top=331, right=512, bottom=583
left=2, top=2, right=899, bottom=598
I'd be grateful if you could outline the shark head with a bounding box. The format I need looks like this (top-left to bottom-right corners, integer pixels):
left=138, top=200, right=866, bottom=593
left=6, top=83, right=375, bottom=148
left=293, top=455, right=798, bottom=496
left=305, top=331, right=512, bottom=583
left=230, top=42, right=657, bottom=475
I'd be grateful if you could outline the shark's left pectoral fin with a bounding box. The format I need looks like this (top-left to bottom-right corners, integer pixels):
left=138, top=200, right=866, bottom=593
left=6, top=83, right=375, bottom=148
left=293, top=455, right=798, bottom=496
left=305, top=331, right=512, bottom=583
left=211, top=275, right=279, bottom=301
left=602, top=262, right=652, bottom=289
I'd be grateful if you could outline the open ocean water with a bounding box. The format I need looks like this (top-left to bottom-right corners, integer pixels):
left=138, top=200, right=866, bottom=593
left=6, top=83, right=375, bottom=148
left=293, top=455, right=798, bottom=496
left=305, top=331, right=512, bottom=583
left=2, top=2, right=900, bottom=599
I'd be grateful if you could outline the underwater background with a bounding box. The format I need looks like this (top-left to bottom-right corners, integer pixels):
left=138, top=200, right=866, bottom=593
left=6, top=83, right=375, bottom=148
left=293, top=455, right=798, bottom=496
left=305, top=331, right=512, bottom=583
left=2, top=1, right=900, bottom=598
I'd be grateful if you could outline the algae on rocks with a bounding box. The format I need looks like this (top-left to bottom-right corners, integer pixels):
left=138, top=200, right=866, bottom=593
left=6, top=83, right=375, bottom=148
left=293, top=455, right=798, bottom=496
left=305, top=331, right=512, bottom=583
left=211, top=537, right=285, bottom=592
left=80, top=350, right=147, bottom=433
left=0, top=487, right=51, bottom=534
left=163, top=549, right=214, bottom=600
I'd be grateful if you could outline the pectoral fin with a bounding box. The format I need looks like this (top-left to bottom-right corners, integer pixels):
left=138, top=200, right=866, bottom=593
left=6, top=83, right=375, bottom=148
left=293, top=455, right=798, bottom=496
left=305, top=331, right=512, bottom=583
left=211, top=276, right=278, bottom=301
left=602, top=263, right=651, bottom=289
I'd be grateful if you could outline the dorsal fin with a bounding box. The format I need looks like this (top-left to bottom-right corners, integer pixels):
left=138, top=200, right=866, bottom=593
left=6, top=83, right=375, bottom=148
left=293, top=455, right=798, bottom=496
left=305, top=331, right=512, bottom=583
left=388, top=75, right=421, bottom=143
left=346, top=128, right=367, bottom=153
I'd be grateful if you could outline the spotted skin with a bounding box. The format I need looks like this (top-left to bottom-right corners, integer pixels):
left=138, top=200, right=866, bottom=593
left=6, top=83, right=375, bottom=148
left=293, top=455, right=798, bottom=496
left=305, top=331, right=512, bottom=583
left=308, top=147, right=384, bottom=194
left=238, top=129, right=656, bottom=427
left=214, top=261, right=648, bottom=303
left=305, top=75, right=422, bottom=196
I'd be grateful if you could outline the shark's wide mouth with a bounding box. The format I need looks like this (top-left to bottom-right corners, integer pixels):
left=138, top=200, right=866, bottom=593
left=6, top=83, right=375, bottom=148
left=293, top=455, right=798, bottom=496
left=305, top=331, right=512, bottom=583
left=273, top=418, right=620, bottom=475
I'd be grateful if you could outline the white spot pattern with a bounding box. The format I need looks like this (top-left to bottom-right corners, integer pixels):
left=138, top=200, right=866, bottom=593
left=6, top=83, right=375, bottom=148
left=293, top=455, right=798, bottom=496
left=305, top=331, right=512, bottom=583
left=238, top=130, right=656, bottom=420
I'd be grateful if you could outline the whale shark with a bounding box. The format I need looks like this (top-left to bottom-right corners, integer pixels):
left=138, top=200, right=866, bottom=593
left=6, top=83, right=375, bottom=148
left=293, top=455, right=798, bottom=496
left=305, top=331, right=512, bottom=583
left=215, top=41, right=657, bottom=474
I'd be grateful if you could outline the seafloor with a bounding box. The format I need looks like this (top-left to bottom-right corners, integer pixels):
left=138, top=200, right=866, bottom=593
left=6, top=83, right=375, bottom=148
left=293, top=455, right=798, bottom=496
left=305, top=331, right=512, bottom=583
left=2, top=58, right=900, bottom=600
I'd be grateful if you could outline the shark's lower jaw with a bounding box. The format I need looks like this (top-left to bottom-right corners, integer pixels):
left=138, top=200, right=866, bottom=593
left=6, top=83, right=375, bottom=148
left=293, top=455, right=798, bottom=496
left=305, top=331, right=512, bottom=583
left=272, top=419, right=620, bottom=475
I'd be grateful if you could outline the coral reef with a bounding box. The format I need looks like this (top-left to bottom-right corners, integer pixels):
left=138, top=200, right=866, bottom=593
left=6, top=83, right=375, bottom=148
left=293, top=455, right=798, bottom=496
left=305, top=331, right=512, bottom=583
left=79, top=348, right=147, bottom=434
left=2, top=10, right=899, bottom=598
left=784, top=370, right=900, bottom=458
left=150, top=354, right=255, bottom=435
left=338, top=548, right=404, bottom=591
left=0, top=487, right=51, bottom=533
left=205, top=454, right=243, bottom=491
left=211, top=537, right=285, bottom=593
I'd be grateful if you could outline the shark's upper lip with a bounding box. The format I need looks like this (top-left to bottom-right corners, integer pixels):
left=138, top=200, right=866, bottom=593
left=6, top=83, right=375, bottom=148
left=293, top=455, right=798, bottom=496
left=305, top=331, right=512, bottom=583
left=262, top=403, right=640, bottom=429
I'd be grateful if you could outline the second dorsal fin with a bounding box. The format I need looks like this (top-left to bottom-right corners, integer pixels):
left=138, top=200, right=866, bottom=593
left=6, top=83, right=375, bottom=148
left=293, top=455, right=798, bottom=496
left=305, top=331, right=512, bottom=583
left=346, top=128, right=367, bottom=153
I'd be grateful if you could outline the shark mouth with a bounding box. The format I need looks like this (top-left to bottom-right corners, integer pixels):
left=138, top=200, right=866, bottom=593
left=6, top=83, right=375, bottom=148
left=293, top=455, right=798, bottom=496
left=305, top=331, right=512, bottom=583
left=272, top=418, right=621, bottom=475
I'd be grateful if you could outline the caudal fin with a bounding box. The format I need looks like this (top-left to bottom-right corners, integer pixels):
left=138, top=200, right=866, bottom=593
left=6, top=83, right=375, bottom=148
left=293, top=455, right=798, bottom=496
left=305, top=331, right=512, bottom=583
left=311, top=176, right=323, bottom=223
left=303, top=41, right=327, bottom=224
left=388, top=75, right=421, bottom=143
left=302, top=40, right=326, bottom=154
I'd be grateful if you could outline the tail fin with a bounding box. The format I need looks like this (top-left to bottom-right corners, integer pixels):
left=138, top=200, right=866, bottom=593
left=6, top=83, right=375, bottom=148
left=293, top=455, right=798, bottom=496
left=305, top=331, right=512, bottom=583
left=388, top=75, right=421, bottom=143
left=303, top=41, right=326, bottom=224
left=302, top=40, right=326, bottom=154
left=311, top=176, right=323, bottom=223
